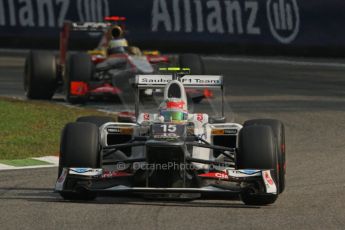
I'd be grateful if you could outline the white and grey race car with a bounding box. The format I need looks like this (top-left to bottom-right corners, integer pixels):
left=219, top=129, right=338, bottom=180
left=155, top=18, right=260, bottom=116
left=55, top=69, right=286, bottom=205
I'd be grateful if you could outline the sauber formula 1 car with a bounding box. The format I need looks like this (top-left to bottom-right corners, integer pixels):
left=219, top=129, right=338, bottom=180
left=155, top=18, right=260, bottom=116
left=55, top=69, right=286, bottom=205
left=24, top=17, right=206, bottom=104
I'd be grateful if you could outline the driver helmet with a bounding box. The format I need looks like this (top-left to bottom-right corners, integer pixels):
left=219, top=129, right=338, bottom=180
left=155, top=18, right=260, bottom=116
left=159, top=98, right=188, bottom=122
left=107, top=38, right=128, bottom=55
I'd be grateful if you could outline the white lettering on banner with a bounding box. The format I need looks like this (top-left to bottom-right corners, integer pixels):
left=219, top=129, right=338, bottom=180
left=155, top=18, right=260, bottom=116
left=8, top=0, right=16, bottom=26
left=224, top=0, right=243, bottom=34
left=184, top=0, right=192, bottom=32
left=246, top=1, right=261, bottom=34
left=207, top=1, right=224, bottom=34
left=37, top=0, right=55, bottom=27
left=194, top=0, right=203, bottom=32
left=77, top=0, right=109, bottom=22
left=267, top=0, right=300, bottom=44
left=0, top=0, right=4, bottom=25
left=151, top=0, right=300, bottom=44
left=173, top=0, right=180, bottom=32
left=56, top=0, right=69, bottom=27
left=0, top=0, right=109, bottom=28
left=152, top=0, right=172, bottom=31
left=19, top=0, right=34, bottom=27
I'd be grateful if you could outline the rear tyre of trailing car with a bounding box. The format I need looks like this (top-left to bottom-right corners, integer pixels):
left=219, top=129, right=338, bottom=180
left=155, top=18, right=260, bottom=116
left=24, top=51, right=57, bottom=99
left=65, top=53, right=94, bottom=104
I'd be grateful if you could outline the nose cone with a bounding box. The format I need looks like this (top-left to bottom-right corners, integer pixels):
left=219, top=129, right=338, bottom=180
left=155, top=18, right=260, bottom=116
left=164, top=80, right=188, bottom=108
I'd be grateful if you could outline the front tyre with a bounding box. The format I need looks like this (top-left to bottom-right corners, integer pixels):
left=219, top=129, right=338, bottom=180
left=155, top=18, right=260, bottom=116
left=59, top=122, right=100, bottom=200
left=244, top=119, right=286, bottom=193
left=237, top=125, right=279, bottom=205
left=76, top=115, right=115, bottom=127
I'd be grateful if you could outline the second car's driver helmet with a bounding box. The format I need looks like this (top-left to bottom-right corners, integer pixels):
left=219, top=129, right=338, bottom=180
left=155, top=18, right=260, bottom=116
left=107, top=38, right=128, bottom=55
left=159, top=98, right=188, bottom=122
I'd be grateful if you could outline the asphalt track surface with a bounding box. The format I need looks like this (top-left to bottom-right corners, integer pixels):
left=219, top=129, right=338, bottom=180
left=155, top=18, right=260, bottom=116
left=1, top=54, right=345, bottom=229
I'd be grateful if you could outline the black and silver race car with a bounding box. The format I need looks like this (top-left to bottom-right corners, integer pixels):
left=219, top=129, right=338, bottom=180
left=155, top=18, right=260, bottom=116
left=55, top=69, right=286, bottom=205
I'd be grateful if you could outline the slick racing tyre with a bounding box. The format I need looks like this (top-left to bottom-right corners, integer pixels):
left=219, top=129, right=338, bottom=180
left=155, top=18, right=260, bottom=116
left=24, top=51, right=57, bottom=99
left=179, top=54, right=205, bottom=103
left=244, top=119, right=286, bottom=193
left=59, top=122, right=100, bottom=200
left=237, top=125, right=279, bottom=205
left=179, top=54, right=205, bottom=75
left=76, top=116, right=115, bottom=127
left=65, top=53, right=94, bottom=104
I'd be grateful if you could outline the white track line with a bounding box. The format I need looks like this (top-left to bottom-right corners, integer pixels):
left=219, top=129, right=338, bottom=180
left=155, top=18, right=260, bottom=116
left=204, top=56, right=345, bottom=68
left=0, top=156, right=59, bottom=171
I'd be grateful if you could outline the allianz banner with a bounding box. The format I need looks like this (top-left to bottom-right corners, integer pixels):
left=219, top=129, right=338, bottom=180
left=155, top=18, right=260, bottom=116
left=0, top=0, right=344, bottom=50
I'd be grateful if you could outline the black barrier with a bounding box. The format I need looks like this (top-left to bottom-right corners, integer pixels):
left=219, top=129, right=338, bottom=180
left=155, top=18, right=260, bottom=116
left=0, top=0, right=344, bottom=56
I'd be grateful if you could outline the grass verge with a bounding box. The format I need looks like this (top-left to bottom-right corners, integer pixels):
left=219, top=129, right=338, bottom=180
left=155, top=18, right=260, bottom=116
left=0, top=97, right=114, bottom=160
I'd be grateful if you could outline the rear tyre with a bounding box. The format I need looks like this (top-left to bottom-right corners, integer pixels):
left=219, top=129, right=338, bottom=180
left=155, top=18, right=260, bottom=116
left=244, top=119, right=286, bottom=193
left=76, top=116, right=115, bottom=127
left=179, top=54, right=205, bottom=103
left=59, top=122, right=100, bottom=200
left=237, top=125, right=279, bottom=205
left=179, top=54, right=205, bottom=74
left=65, top=53, right=93, bottom=104
left=24, top=51, right=57, bottom=99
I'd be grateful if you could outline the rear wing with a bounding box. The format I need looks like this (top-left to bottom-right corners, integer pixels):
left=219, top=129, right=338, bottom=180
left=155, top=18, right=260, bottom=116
left=133, top=74, right=225, bottom=119
left=68, top=22, right=111, bottom=31
left=134, top=74, right=223, bottom=89
left=60, top=18, right=126, bottom=65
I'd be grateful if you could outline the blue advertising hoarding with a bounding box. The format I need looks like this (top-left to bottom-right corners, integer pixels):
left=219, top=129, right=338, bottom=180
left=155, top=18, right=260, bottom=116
left=0, top=0, right=344, bottom=55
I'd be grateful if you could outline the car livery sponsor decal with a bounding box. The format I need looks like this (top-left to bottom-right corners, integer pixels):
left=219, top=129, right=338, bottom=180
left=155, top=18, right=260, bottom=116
left=238, top=169, right=261, bottom=175
left=136, top=75, right=223, bottom=86
left=107, top=127, right=121, bottom=133
left=101, top=171, right=133, bottom=179
left=69, top=168, right=103, bottom=176
left=143, top=113, right=150, bottom=121
left=262, top=170, right=277, bottom=194
left=198, top=171, right=229, bottom=180
left=228, top=169, right=261, bottom=178
left=196, top=113, right=203, bottom=122
left=224, top=129, right=238, bottom=135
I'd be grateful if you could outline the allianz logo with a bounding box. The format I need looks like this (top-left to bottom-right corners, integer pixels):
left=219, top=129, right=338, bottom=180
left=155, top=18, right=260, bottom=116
left=0, top=0, right=109, bottom=28
left=151, top=0, right=300, bottom=44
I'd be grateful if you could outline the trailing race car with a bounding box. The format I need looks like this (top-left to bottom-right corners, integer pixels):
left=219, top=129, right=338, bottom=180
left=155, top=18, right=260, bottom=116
left=55, top=68, right=286, bottom=205
left=24, top=17, right=207, bottom=104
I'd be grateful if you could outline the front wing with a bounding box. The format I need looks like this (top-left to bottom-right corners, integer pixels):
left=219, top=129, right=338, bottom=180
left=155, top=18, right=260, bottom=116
left=55, top=168, right=277, bottom=195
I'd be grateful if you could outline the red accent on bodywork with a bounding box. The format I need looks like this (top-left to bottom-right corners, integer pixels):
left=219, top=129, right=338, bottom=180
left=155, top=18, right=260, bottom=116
left=104, top=16, right=126, bottom=22
left=118, top=111, right=135, bottom=117
left=91, top=55, right=106, bottom=64
left=146, top=55, right=170, bottom=63
left=167, top=101, right=185, bottom=109
left=89, top=83, right=122, bottom=94
left=198, top=171, right=229, bottom=180
left=60, top=22, right=70, bottom=65
left=203, top=89, right=213, bottom=98
left=70, top=81, right=88, bottom=96
left=264, top=171, right=274, bottom=185
left=281, top=144, right=285, bottom=153
left=118, top=111, right=136, bottom=122
left=101, top=171, right=132, bottom=179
